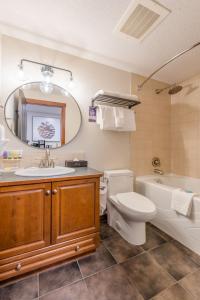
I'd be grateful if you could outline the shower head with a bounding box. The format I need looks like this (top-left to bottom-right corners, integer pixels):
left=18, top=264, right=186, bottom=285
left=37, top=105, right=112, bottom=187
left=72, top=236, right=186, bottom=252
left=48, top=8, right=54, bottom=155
left=155, top=84, right=183, bottom=95
left=168, top=85, right=183, bottom=95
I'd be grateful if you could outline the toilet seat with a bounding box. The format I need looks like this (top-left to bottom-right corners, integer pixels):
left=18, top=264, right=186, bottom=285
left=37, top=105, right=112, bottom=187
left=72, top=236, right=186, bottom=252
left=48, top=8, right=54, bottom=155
left=116, top=192, right=156, bottom=214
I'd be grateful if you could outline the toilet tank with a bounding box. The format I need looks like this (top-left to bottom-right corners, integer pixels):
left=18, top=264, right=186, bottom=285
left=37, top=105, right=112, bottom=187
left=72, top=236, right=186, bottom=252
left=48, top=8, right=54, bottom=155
left=104, top=169, right=134, bottom=196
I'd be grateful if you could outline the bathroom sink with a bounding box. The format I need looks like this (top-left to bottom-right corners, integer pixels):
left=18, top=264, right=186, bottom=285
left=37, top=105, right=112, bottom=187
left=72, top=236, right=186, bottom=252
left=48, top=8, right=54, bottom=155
left=15, top=166, right=75, bottom=177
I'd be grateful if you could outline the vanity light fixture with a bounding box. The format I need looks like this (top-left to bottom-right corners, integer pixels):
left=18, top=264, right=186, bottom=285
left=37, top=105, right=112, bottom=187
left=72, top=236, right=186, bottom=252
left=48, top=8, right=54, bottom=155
left=41, top=65, right=54, bottom=83
left=40, top=65, right=54, bottom=94
left=18, top=59, right=75, bottom=94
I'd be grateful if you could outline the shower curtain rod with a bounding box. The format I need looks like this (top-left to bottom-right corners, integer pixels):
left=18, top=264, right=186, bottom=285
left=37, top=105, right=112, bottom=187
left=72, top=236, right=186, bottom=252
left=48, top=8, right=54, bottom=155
left=138, top=42, right=200, bottom=91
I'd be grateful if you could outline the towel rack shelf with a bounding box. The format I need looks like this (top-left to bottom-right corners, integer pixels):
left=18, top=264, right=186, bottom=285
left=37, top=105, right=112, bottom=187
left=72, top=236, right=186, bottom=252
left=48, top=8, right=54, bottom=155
left=91, top=94, right=141, bottom=109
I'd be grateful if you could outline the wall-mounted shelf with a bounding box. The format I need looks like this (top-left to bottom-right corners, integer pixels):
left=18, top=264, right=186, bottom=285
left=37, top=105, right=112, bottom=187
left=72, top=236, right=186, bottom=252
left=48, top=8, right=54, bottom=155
left=91, top=90, right=140, bottom=109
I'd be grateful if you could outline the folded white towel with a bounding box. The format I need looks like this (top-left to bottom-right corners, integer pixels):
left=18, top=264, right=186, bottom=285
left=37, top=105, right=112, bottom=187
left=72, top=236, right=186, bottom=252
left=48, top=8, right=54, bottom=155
left=171, top=188, right=195, bottom=216
left=114, top=107, right=124, bottom=128
left=94, top=90, right=139, bottom=102
left=96, top=105, right=136, bottom=132
left=116, top=108, right=136, bottom=132
left=96, top=105, right=116, bottom=130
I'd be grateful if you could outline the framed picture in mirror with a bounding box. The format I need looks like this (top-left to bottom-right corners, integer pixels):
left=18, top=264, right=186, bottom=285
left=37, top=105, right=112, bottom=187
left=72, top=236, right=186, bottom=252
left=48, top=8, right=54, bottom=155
left=32, top=116, right=61, bottom=142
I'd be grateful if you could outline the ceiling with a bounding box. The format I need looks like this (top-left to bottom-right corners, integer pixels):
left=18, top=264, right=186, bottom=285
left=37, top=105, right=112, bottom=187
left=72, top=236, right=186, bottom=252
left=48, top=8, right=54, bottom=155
left=0, top=0, right=200, bottom=84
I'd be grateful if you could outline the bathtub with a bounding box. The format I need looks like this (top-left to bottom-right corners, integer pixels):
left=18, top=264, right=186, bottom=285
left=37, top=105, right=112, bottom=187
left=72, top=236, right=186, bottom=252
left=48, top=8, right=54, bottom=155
left=136, top=174, right=200, bottom=255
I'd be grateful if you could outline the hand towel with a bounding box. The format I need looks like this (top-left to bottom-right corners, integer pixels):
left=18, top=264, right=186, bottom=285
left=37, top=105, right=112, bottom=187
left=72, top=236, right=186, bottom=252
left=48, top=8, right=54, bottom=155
left=114, top=107, right=124, bottom=128
left=96, top=105, right=116, bottom=130
left=116, top=108, right=136, bottom=132
left=171, top=188, right=195, bottom=216
left=96, top=105, right=136, bottom=132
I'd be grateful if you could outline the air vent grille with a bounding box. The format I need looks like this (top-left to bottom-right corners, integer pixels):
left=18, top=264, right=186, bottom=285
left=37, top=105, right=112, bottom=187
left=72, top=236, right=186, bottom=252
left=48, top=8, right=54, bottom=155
left=120, top=4, right=159, bottom=39
left=115, top=0, right=170, bottom=41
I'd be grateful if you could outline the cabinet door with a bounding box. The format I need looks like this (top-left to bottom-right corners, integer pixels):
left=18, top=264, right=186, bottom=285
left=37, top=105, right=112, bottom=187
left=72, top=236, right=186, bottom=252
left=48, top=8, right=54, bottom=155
left=0, top=183, right=51, bottom=259
left=52, top=178, right=99, bottom=244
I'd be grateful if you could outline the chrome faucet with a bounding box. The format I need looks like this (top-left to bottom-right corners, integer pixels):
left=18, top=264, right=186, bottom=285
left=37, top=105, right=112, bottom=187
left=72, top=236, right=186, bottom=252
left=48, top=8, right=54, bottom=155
left=39, top=149, right=55, bottom=168
left=153, top=168, right=164, bottom=175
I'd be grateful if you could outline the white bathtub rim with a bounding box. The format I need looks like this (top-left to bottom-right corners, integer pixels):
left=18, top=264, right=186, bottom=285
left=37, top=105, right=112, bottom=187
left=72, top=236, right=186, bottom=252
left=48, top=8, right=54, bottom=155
left=136, top=173, right=200, bottom=201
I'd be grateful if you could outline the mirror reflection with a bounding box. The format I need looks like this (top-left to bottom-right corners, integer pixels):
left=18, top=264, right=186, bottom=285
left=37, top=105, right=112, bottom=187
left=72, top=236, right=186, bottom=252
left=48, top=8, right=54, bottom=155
left=4, top=82, right=81, bottom=149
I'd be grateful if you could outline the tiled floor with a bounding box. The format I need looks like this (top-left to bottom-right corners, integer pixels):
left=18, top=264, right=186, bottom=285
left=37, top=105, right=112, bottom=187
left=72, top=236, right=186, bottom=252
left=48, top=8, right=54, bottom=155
left=1, top=221, right=200, bottom=300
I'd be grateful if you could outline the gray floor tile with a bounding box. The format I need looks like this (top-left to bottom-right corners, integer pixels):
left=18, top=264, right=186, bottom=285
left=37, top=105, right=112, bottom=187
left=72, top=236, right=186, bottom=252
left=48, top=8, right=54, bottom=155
left=121, top=252, right=175, bottom=300
left=40, top=280, right=90, bottom=300
left=150, top=242, right=199, bottom=280
left=78, top=243, right=116, bottom=277
left=103, top=234, right=143, bottom=263
left=142, top=226, right=166, bottom=251
left=2, top=223, right=200, bottom=300
left=85, top=264, right=144, bottom=300
left=180, top=269, right=200, bottom=299
left=152, top=283, right=194, bottom=300
left=0, top=275, right=38, bottom=300
left=39, top=261, right=82, bottom=296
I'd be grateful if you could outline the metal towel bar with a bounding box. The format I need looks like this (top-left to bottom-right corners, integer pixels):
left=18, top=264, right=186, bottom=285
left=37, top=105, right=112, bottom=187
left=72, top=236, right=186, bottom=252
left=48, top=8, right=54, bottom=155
left=91, top=94, right=140, bottom=109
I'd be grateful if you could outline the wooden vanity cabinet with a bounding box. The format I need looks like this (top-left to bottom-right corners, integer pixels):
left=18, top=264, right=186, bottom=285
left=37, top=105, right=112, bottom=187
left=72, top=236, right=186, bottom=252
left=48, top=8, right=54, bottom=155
left=0, top=183, right=51, bottom=259
left=0, top=175, right=100, bottom=281
left=52, top=178, right=99, bottom=244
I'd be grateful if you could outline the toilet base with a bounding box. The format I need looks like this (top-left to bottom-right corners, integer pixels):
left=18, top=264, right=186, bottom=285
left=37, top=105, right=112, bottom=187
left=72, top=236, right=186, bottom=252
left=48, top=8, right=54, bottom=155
left=107, top=201, right=146, bottom=245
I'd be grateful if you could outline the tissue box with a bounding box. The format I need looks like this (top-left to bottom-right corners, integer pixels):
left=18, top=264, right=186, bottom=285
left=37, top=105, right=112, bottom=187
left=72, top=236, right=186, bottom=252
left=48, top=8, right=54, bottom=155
left=65, top=160, right=88, bottom=168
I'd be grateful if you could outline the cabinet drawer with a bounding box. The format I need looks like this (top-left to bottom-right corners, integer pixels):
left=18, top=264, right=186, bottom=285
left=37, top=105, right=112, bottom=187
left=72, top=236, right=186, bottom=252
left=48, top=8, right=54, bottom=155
left=0, top=234, right=98, bottom=281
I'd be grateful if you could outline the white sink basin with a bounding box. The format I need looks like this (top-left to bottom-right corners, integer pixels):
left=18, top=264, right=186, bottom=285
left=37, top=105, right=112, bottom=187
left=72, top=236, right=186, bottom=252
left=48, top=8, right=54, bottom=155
left=15, top=166, right=75, bottom=177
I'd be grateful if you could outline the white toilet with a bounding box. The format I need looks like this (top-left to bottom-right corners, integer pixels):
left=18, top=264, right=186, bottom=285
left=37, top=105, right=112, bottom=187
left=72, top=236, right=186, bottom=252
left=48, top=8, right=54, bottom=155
left=104, top=169, right=157, bottom=245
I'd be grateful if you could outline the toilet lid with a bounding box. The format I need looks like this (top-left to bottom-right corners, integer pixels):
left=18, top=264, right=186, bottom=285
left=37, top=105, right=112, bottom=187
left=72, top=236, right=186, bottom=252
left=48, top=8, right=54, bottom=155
left=116, top=192, right=155, bottom=213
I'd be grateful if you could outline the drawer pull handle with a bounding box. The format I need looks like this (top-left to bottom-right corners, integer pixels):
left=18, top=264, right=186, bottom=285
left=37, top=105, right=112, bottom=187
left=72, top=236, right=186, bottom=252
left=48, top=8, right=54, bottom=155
left=16, top=263, right=22, bottom=271
left=45, top=190, right=51, bottom=196
left=52, top=189, right=58, bottom=195
left=75, top=245, right=80, bottom=252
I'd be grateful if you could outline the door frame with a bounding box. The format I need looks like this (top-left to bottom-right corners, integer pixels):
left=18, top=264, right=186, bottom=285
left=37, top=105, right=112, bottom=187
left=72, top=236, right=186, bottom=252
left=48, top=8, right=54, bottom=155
left=25, top=98, right=66, bottom=145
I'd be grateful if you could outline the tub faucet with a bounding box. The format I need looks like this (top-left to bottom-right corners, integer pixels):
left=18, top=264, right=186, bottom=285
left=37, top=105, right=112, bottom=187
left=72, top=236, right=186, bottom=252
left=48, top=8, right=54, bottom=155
left=39, top=149, right=55, bottom=168
left=154, top=169, right=164, bottom=175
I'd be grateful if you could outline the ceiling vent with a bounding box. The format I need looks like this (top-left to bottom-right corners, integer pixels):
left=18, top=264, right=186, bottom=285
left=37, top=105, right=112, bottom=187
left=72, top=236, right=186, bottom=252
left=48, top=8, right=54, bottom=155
left=115, top=0, right=171, bottom=41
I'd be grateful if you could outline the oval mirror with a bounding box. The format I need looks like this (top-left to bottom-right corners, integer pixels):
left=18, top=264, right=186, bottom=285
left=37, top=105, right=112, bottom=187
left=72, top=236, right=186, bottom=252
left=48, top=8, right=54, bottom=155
left=4, top=82, right=82, bottom=149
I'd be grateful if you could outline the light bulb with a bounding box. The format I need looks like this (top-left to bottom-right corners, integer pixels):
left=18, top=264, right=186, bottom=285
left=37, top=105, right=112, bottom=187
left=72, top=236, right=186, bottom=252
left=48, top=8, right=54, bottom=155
left=41, top=65, right=54, bottom=84
left=68, top=77, right=76, bottom=90
left=40, top=82, right=54, bottom=94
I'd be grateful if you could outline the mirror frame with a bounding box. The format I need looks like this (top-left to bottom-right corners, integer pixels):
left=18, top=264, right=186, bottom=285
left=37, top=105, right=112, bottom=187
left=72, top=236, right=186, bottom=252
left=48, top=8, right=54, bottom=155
left=4, top=81, right=82, bottom=149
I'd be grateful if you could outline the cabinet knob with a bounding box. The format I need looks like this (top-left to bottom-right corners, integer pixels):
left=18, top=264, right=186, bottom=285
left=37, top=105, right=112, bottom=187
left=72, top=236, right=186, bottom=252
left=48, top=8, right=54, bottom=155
left=52, top=189, right=58, bottom=195
left=45, top=190, right=51, bottom=196
left=16, top=263, right=22, bottom=271
left=75, top=245, right=80, bottom=252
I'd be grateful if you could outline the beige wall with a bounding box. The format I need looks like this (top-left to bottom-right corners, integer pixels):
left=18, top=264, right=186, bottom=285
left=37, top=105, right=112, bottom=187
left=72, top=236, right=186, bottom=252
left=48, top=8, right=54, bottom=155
left=3, top=35, right=198, bottom=177
left=131, top=74, right=171, bottom=176
left=171, top=73, right=200, bottom=177
left=0, top=35, right=132, bottom=171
